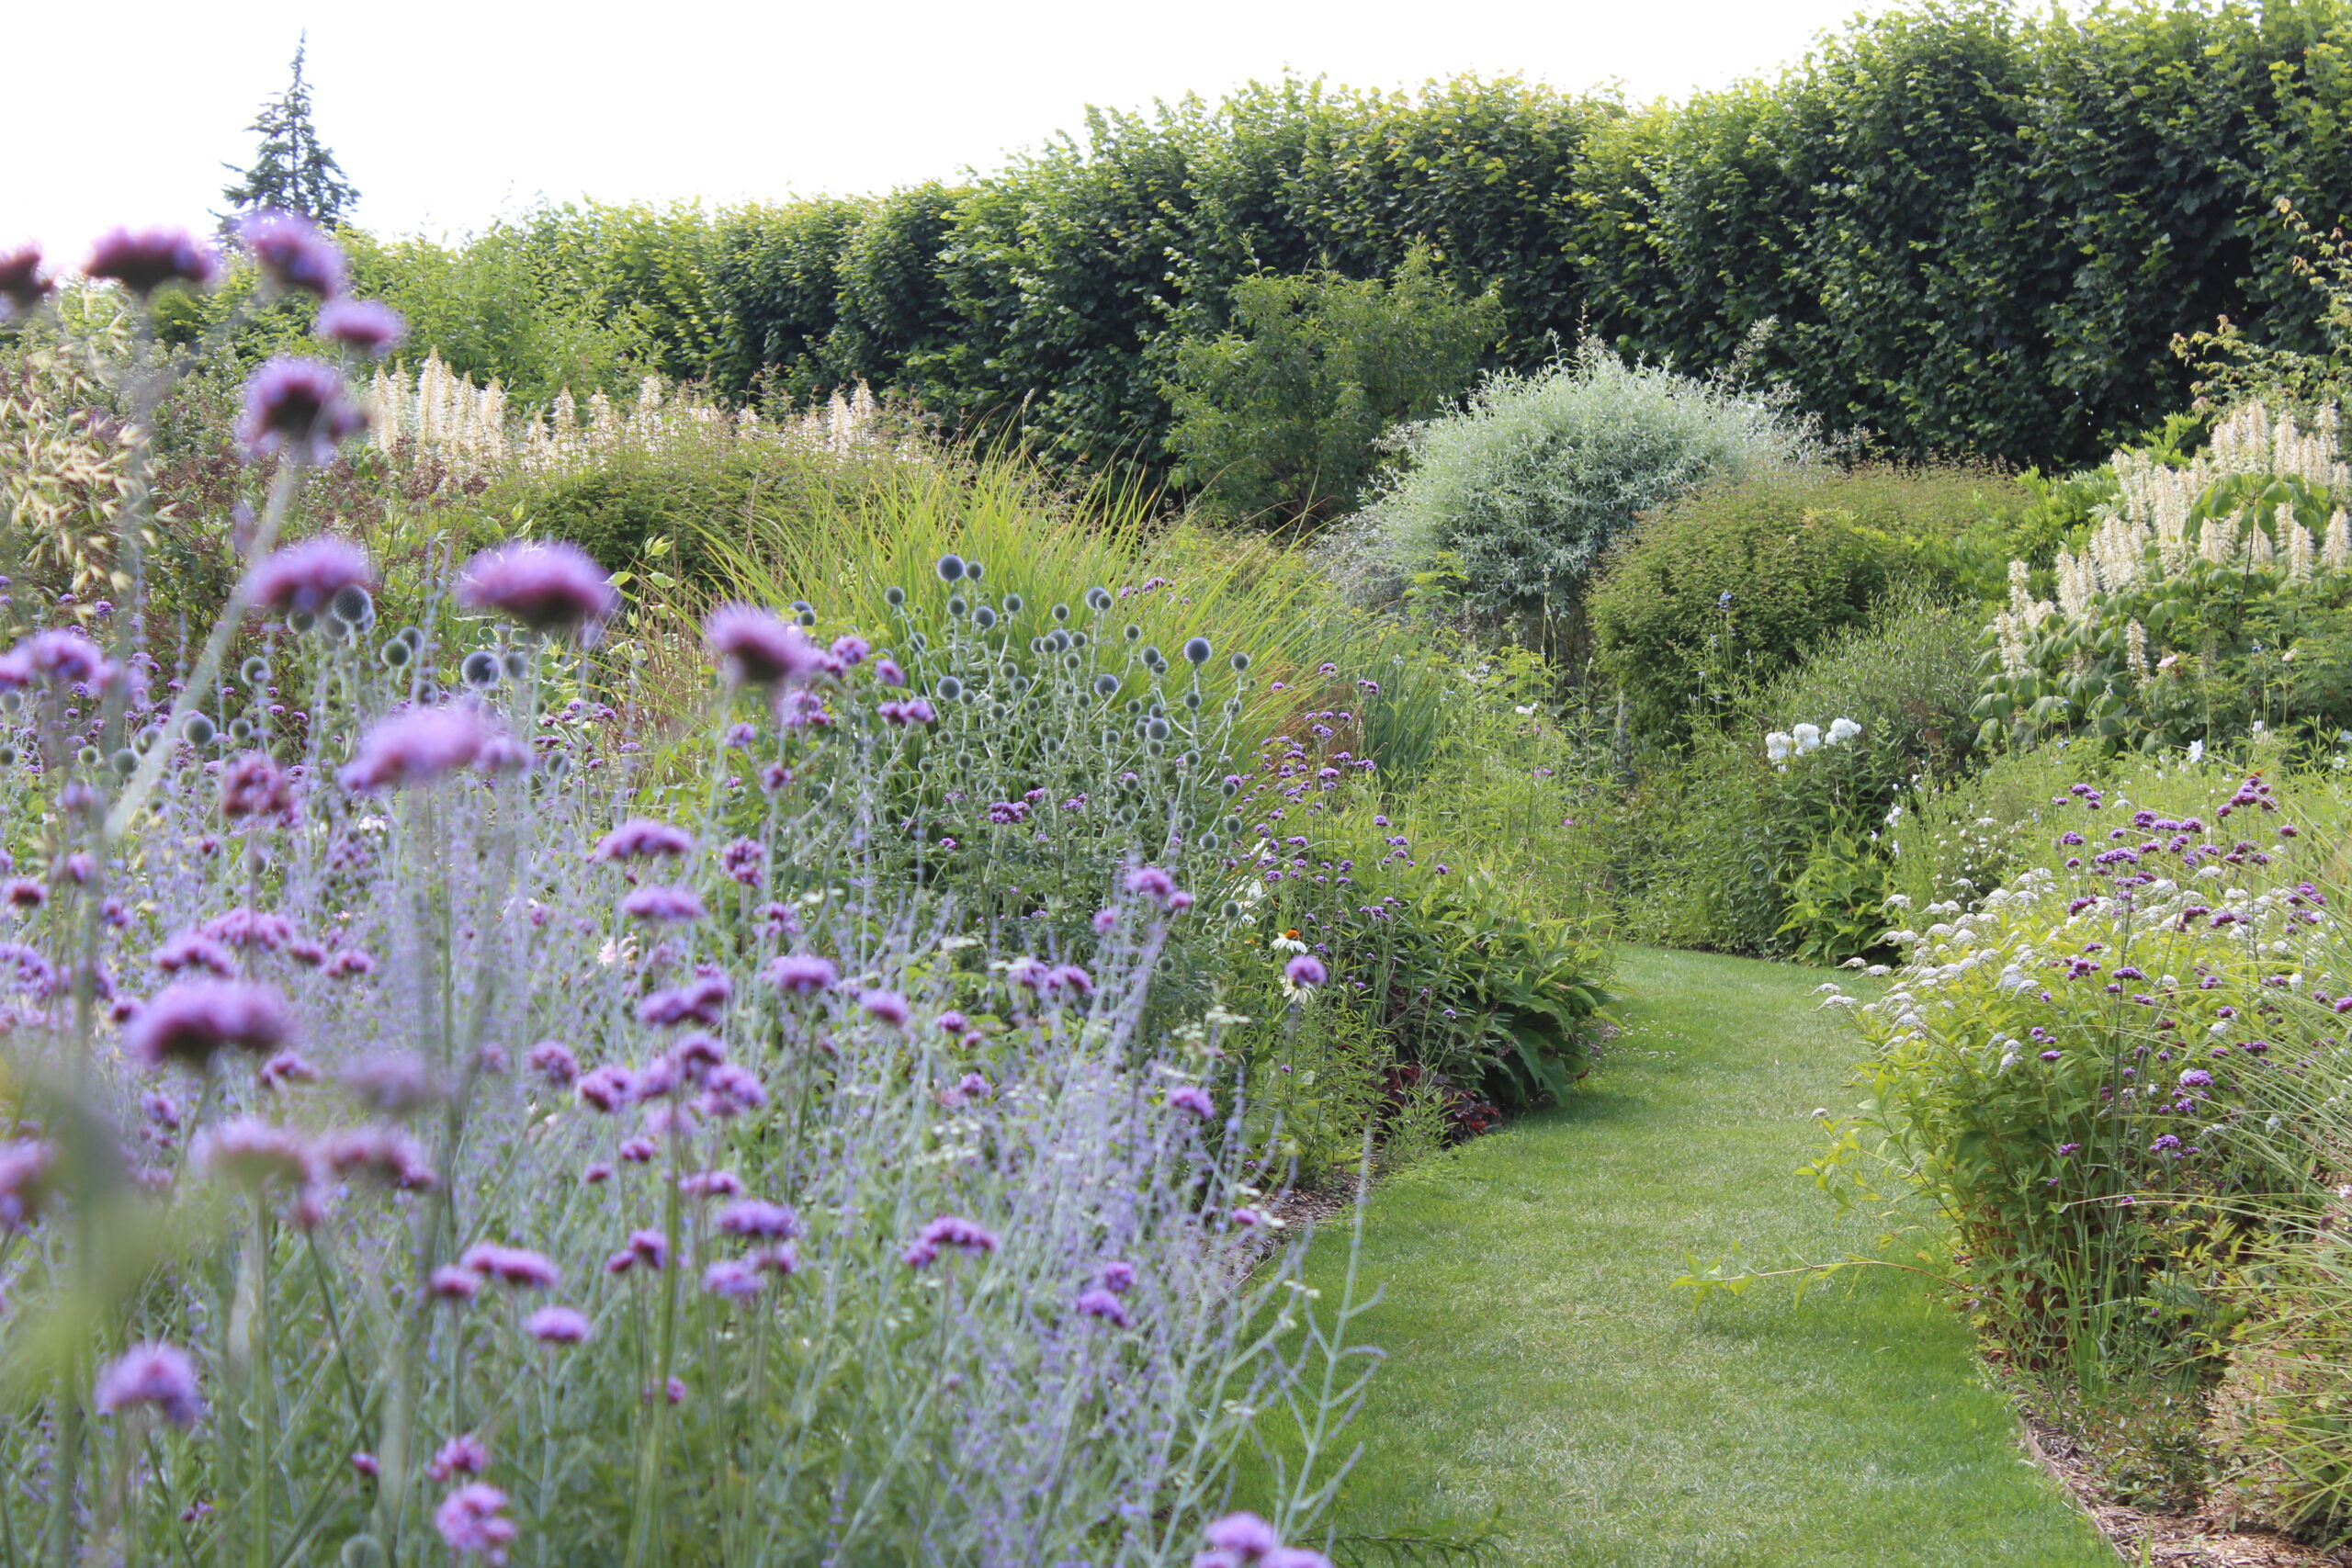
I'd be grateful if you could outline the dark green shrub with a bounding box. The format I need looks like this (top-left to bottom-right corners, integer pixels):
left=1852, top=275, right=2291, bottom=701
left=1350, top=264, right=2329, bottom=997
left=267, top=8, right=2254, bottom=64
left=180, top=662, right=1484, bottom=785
left=1591, top=467, right=2017, bottom=736
left=1164, top=248, right=1500, bottom=528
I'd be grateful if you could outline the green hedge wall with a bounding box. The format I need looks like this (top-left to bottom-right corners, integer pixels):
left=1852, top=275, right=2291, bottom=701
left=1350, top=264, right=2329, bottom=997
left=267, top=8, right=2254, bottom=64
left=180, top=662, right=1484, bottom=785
left=374, top=0, right=2352, bottom=475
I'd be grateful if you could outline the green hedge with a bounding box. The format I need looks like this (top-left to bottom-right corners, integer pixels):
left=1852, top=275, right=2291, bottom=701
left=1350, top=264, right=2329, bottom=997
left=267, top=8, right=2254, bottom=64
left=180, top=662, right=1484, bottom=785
left=354, top=0, right=2352, bottom=477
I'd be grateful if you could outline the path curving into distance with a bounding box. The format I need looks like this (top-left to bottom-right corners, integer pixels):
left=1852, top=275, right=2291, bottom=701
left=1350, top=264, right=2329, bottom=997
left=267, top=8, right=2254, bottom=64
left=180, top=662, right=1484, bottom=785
left=1299, top=947, right=2115, bottom=1567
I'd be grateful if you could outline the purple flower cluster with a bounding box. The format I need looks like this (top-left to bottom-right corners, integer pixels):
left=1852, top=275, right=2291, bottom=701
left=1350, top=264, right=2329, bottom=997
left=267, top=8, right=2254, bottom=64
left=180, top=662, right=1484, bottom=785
left=458, top=542, right=619, bottom=635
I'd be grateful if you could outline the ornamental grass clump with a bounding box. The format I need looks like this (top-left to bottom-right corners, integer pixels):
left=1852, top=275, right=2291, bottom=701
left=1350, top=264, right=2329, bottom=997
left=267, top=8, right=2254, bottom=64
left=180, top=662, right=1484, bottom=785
left=0, top=223, right=1375, bottom=1568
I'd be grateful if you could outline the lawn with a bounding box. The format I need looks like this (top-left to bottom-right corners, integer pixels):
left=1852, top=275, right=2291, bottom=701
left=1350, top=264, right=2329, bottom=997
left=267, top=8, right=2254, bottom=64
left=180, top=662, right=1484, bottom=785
left=1296, top=947, right=2118, bottom=1567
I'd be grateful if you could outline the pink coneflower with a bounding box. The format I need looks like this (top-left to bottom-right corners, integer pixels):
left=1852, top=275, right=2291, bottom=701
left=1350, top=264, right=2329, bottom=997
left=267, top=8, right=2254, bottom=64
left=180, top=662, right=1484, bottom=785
left=717, top=1198, right=801, bottom=1240
left=620, top=885, right=704, bottom=924
left=524, top=1305, right=591, bottom=1345
left=85, top=227, right=217, bottom=296
left=314, top=298, right=405, bottom=356
left=238, top=210, right=346, bottom=297
left=593, top=818, right=694, bottom=862
left=126, top=979, right=293, bottom=1068
left=433, top=1483, right=516, bottom=1564
left=93, top=1341, right=203, bottom=1428
left=457, top=542, right=618, bottom=636
left=338, top=705, right=523, bottom=792
left=763, top=953, right=838, bottom=995
left=1166, top=1085, right=1215, bottom=1120
left=237, top=357, right=367, bottom=465
left=246, top=537, right=371, bottom=617
left=457, top=1242, right=560, bottom=1290
left=704, top=604, right=826, bottom=687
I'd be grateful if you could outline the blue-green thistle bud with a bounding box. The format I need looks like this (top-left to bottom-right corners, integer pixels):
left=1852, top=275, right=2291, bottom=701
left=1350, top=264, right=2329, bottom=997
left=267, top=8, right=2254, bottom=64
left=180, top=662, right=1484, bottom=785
left=1093, top=674, right=1119, bottom=696
left=462, top=650, right=502, bottom=689
left=936, top=554, right=966, bottom=582
left=1085, top=587, right=1112, bottom=611
left=1182, top=637, right=1211, bottom=665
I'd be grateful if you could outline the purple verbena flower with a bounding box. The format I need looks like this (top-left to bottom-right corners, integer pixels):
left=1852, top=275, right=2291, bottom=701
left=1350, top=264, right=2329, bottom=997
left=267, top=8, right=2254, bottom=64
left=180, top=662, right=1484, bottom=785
left=433, top=1483, right=516, bottom=1564
left=0, top=244, right=52, bottom=317
left=238, top=209, right=345, bottom=296
left=247, top=537, right=371, bottom=617
left=458, top=542, right=618, bottom=636
left=127, top=979, right=293, bottom=1068
left=93, top=1342, right=203, bottom=1428
left=1075, top=1287, right=1131, bottom=1327
left=314, top=297, right=405, bottom=356
left=718, top=1199, right=801, bottom=1240
left=526, top=1041, right=579, bottom=1087
left=703, top=1259, right=764, bottom=1299
left=237, top=356, right=367, bottom=465
left=338, top=705, right=524, bottom=792
left=458, top=1242, right=560, bottom=1290
left=764, top=953, right=838, bottom=995
left=620, top=885, right=704, bottom=923
left=1285, top=954, right=1327, bottom=987
left=85, top=227, right=217, bottom=296
left=705, top=604, right=826, bottom=687
left=524, top=1306, right=591, bottom=1345
left=860, top=988, right=910, bottom=1027
left=427, top=1433, right=489, bottom=1481
left=1166, top=1085, right=1216, bottom=1120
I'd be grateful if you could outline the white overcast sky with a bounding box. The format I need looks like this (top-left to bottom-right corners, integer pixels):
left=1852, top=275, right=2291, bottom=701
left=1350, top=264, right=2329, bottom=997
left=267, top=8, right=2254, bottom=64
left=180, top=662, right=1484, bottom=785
left=17, top=0, right=1912, bottom=263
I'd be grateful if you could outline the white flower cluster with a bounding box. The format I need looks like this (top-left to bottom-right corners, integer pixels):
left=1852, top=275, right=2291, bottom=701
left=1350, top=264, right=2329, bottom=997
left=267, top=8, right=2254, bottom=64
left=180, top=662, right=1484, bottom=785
left=1764, top=716, right=1861, bottom=768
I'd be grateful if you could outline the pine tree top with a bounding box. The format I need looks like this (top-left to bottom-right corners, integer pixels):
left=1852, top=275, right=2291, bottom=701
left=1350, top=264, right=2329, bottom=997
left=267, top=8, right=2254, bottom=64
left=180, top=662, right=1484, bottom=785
left=219, top=38, right=360, bottom=232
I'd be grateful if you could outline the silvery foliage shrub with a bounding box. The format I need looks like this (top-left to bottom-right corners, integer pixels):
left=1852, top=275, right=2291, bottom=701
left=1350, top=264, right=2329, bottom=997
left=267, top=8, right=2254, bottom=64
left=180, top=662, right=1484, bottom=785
left=0, top=227, right=1373, bottom=1568
left=1329, top=338, right=1819, bottom=632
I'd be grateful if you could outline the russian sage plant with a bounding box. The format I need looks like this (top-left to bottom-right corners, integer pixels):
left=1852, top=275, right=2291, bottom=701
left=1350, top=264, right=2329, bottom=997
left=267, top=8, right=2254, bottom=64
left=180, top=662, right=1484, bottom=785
left=0, top=225, right=1374, bottom=1568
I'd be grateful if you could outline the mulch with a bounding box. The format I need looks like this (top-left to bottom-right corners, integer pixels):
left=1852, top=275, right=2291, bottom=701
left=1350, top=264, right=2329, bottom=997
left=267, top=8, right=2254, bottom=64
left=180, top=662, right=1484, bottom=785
left=2022, top=1417, right=2352, bottom=1567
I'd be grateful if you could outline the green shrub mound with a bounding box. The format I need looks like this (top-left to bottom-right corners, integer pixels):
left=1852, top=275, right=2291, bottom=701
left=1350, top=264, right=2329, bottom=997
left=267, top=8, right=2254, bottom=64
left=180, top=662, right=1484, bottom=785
left=1590, top=465, right=2026, bottom=738
left=1336, top=344, right=1817, bottom=640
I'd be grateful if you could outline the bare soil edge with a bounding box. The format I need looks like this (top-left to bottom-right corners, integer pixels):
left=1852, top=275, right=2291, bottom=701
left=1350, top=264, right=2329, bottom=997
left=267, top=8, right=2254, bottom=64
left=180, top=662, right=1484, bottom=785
left=2020, top=1416, right=2352, bottom=1567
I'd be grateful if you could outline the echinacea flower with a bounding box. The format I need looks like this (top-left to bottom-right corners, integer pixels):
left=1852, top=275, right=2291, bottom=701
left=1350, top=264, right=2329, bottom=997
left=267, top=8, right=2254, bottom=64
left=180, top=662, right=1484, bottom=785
left=458, top=542, right=618, bottom=636
left=247, top=536, right=371, bottom=617
left=237, top=357, right=367, bottom=465
left=127, top=979, right=293, bottom=1068
left=238, top=210, right=346, bottom=297
left=86, top=227, right=217, bottom=296
left=93, top=1342, right=203, bottom=1428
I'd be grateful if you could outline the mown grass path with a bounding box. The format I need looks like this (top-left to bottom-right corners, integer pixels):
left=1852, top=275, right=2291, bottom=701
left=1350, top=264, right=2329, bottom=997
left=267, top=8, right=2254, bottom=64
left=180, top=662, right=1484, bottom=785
left=1300, top=947, right=2116, bottom=1567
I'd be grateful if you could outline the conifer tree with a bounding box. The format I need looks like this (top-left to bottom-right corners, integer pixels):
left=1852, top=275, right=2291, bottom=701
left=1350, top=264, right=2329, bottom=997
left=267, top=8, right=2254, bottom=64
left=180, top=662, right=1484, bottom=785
left=218, top=38, right=359, bottom=231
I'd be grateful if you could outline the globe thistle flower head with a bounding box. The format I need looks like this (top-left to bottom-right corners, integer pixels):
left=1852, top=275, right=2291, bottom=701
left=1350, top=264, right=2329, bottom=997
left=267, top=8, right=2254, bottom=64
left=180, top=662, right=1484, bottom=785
left=1183, top=637, right=1212, bottom=665
left=128, top=979, right=294, bottom=1068
left=935, top=553, right=966, bottom=581
left=705, top=604, right=826, bottom=687
left=314, top=297, right=405, bottom=356
left=1086, top=587, right=1113, bottom=611
left=238, top=357, right=367, bottom=465
left=0, top=244, right=52, bottom=319
left=458, top=542, right=618, bottom=636
left=85, top=227, right=217, bottom=296
left=237, top=210, right=347, bottom=298
left=93, top=1342, right=203, bottom=1429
